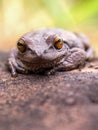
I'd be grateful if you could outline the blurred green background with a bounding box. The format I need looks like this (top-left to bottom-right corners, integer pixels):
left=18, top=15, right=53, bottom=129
left=0, top=0, right=98, bottom=55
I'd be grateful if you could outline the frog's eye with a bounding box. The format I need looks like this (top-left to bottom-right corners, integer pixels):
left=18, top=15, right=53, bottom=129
left=53, top=37, right=64, bottom=50
left=17, top=39, right=27, bottom=53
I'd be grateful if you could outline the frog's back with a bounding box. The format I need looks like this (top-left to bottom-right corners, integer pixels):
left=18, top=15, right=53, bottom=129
left=23, top=28, right=84, bottom=49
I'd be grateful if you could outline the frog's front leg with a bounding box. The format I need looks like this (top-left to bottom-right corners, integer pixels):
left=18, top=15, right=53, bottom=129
left=57, top=48, right=86, bottom=71
left=7, top=58, right=28, bottom=77
left=7, top=50, right=27, bottom=77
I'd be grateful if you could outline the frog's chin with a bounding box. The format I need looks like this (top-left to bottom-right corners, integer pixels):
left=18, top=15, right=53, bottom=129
left=21, top=55, right=65, bottom=71
left=34, top=55, right=65, bottom=68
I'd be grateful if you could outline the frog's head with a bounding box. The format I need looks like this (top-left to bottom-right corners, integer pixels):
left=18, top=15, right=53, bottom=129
left=17, top=35, right=69, bottom=64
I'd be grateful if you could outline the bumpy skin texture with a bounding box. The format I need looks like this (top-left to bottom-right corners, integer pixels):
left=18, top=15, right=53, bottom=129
left=7, top=28, right=94, bottom=77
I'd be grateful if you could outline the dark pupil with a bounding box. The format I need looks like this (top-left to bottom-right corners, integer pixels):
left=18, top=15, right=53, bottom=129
left=17, top=42, right=23, bottom=46
left=55, top=39, right=62, bottom=44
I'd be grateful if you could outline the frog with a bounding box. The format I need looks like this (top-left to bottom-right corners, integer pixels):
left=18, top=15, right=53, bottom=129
left=7, top=28, right=94, bottom=77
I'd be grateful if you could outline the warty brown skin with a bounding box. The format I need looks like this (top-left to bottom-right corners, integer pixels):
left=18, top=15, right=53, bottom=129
left=7, top=28, right=94, bottom=77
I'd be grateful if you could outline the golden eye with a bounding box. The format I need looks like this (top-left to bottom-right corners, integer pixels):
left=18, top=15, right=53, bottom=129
left=17, top=39, right=27, bottom=53
left=53, top=37, right=64, bottom=49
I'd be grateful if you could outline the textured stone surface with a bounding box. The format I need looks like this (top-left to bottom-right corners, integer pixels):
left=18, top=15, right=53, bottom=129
left=0, top=52, right=98, bottom=130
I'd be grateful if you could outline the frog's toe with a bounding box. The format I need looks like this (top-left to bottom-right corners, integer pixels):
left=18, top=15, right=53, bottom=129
left=17, top=68, right=28, bottom=74
left=44, top=69, right=56, bottom=75
left=11, top=72, right=18, bottom=77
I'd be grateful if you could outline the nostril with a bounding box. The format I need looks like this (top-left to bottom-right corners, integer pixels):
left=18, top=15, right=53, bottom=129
left=44, top=46, right=53, bottom=54
left=29, top=49, right=36, bottom=55
left=44, top=50, right=48, bottom=54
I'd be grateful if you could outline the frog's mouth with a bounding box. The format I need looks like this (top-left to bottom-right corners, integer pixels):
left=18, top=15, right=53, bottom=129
left=21, top=55, right=65, bottom=72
